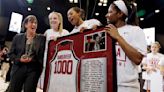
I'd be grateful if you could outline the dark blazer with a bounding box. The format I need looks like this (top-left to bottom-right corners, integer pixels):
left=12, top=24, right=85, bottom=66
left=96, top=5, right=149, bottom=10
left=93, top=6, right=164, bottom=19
left=9, top=33, right=46, bottom=76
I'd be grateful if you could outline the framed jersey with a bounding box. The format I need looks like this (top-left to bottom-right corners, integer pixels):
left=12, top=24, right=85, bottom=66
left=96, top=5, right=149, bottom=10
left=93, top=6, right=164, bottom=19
left=43, top=27, right=117, bottom=92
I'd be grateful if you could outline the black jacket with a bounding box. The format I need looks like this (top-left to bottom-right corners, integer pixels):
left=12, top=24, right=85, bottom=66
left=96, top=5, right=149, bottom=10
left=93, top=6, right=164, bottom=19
left=9, top=33, right=46, bottom=73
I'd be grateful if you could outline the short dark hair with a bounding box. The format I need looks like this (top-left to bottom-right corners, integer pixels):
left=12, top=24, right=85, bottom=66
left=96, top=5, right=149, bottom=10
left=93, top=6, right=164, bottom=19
left=22, top=15, right=38, bottom=31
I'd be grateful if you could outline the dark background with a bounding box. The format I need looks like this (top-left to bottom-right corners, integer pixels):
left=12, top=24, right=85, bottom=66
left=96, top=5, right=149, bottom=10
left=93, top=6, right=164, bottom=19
left=0, top=0, right=164, bottom=53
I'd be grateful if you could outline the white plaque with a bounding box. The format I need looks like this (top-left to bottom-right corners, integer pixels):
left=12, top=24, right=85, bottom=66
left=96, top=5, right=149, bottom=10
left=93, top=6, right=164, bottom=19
left=80, top=57, right=107, bottom=92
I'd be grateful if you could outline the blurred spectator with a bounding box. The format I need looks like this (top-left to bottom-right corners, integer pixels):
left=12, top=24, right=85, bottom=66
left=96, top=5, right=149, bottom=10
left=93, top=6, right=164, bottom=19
left=0, top=46, right=10, bottom=81
left=142, top=41, right=164, bottom=92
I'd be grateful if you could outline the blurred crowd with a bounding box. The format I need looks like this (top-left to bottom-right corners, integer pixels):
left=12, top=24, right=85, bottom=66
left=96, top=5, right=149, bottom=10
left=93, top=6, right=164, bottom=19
left=0, top=45, right=12, bottom=83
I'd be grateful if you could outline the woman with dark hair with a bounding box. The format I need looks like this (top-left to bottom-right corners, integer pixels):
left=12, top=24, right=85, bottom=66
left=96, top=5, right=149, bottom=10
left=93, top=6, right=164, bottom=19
left=7, top=15, right=46, bottom=92
left=105, top=0, right=147, bottom=92
left=67, top=7, right=101, bottom=34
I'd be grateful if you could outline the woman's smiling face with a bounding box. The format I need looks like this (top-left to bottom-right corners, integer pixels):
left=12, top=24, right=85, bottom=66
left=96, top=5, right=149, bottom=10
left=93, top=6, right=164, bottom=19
left=25, top=18, right=37, bottom=34
left=49, top=13, right=60, bottom=30
left=67, top=8, right=81, bottom=26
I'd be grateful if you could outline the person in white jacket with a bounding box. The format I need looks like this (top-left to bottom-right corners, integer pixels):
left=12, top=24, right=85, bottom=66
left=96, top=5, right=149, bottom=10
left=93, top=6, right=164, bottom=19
left=105, top=0, right=147, bottom=92
left=38, top=11, right=69, bottom=89
left=67, top=7, right=101, bottom=34
left=142, top=41, right=164, bottom=92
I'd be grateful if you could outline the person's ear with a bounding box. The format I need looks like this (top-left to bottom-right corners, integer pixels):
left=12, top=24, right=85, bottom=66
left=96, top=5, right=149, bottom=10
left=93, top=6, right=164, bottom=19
left=77, top=12, right=81, bottom=18
left=24, top=23, right=28, bottom=29
left=117, top=12, right=124, bottom=18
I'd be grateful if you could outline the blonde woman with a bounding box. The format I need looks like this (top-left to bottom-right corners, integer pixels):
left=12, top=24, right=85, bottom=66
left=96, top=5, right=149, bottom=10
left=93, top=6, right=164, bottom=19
left=38, top=12, right=69, bottom=89
left=142, top=41, right=164, bottom=92
left=45, top=12, right=69, bottom=40
left=44, top=11, right=69, bottom=65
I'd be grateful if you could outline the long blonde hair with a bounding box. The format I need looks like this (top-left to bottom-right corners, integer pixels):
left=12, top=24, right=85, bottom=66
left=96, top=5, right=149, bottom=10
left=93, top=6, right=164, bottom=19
left=48, top=11, right=63, bottom=34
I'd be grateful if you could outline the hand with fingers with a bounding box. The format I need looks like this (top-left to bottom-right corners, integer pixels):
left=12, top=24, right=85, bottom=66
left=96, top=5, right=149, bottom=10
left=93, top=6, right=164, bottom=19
left=104, top=24, right=121, bottom=40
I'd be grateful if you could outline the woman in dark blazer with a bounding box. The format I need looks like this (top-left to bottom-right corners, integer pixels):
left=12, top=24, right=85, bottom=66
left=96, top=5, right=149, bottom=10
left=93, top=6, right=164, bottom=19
left=7, top=15, right=46, bottom=92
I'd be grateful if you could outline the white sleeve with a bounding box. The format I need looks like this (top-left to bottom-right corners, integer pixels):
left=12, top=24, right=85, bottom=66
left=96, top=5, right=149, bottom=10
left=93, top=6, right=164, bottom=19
left=85, top=19, right=101, bottom=29
left=159, top=56, right=164, bottom=66
left=131, top=27, right=147, bottom=56
left=141, top=56, right=147, bottom=65
left=62, top=29, right=70, bottom=36
left=44, top=30, right=47, bottom=36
